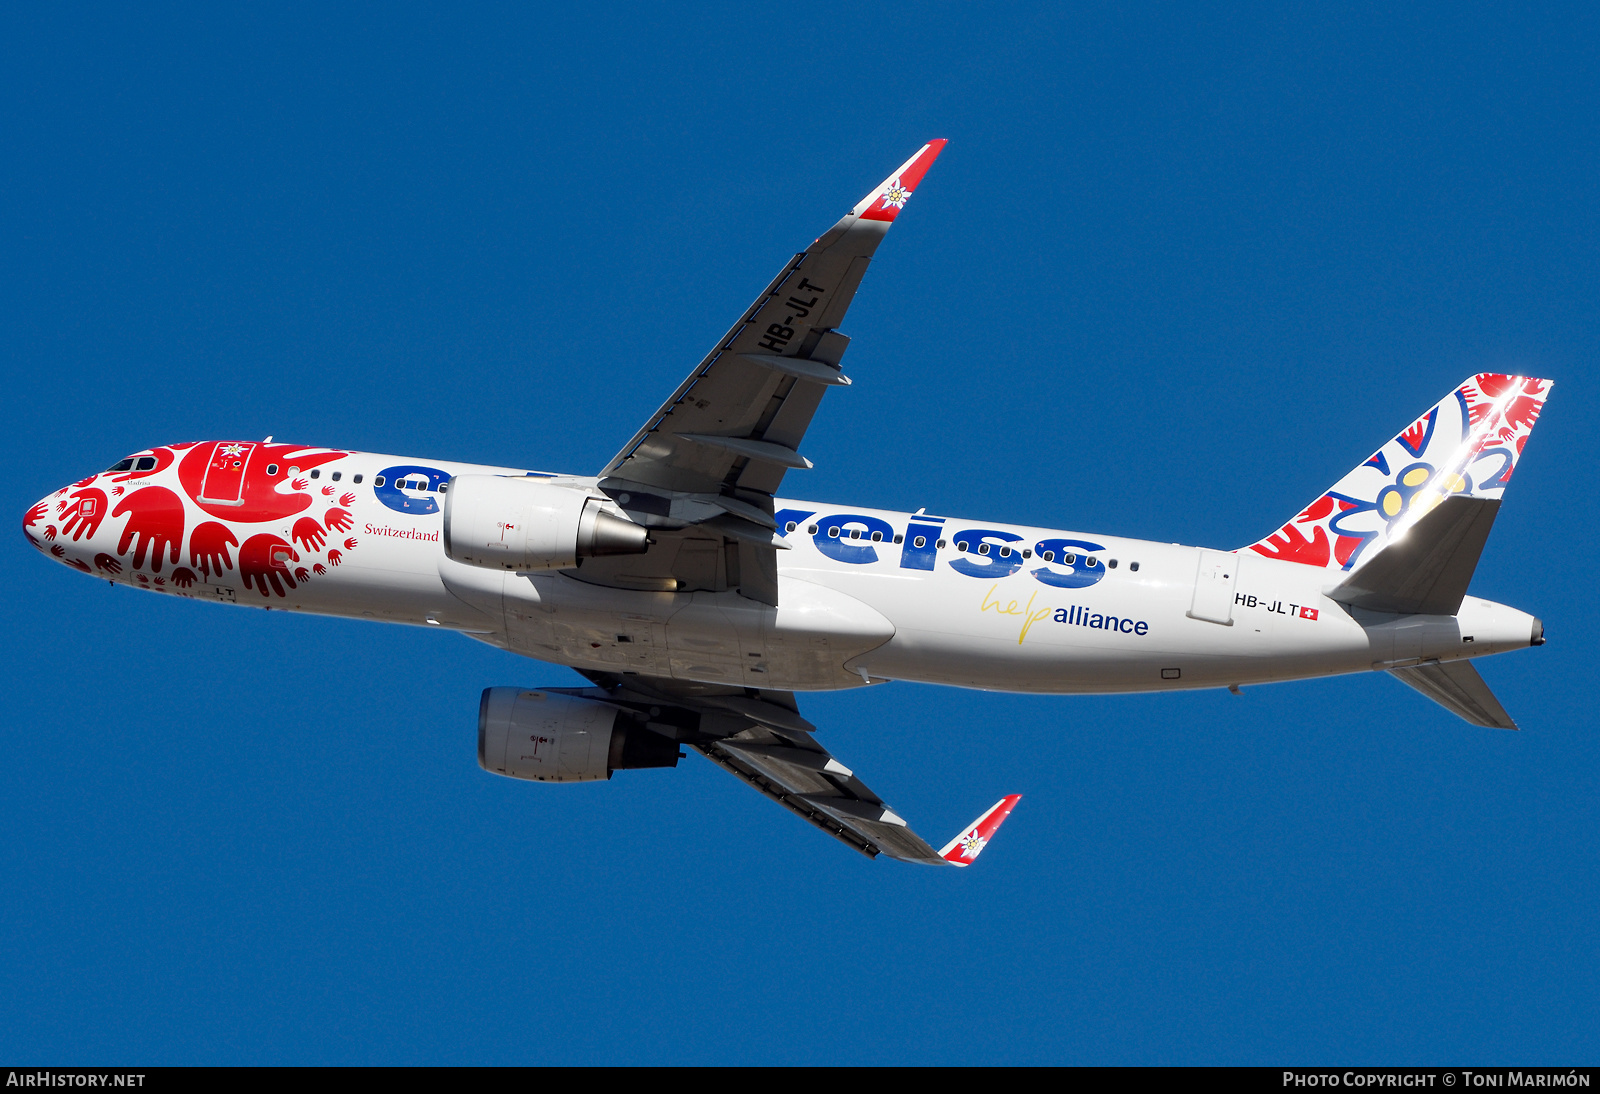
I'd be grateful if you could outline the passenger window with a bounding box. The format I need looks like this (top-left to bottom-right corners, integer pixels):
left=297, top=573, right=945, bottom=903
left=998, top=545, right=1011, bottom=557
left=978, top=543, right=991, bottom=555
left=266, top=464, right=279, bottom=476
left=1043, top=551, right=1055, bottom=562
left=870, top=531, right=882, bottom=543
left=310, top=470, right=320, bottom=479
left=438, top=482, right=448, bottom=494
left=354, top=474, right=363, bottom=484
left=807, top=525, right=818, bottom=534
left=956, top=541, right=968, bottom=552
left=1022, top=549, right=1032, bottom=559
left=1085, top=557, right=1098, bottom=568
left=828, top=527, right=840, bottom=538
left=913, top=536, right=926, bottom=548
left=373, top=475, right=384, bottom=488
left=785, top=521, right=796, bottom=532
left=1063, top=553, right=1076, bottom=564
left=1109, top=559, right=1118, bottom=568
left=850, top=529, right=861, bottom=540
left=936, top=539, right=946, bottom=549
left=893, top=535, right=903, bottom=544
left=1130, top=561, right=1140, bottom=572
left=331, top=472, right=341, bottom=482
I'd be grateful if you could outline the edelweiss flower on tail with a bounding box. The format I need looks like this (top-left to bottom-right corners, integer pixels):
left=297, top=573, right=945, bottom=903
left=1244, top=374, right=1552, bottom=574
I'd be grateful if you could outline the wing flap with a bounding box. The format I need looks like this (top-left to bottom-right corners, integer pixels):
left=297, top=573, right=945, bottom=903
left=699, top=725, right=945, bottom=864
left=578, top=669, right=998, bottom=865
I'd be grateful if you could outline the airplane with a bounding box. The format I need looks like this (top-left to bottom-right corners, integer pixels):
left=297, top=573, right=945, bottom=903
left=23, top=140, right=1550, bottom=867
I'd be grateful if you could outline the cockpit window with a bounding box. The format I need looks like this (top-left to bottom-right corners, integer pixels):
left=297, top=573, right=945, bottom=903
left=106, top=458, right=136, bottom=472
left=134, top=456, right=157, bottom=472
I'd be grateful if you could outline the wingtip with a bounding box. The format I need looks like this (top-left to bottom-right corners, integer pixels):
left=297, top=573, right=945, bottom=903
left=938, top=793, right=1022, bottom=867
left=853, top=139, right=949, bottom=223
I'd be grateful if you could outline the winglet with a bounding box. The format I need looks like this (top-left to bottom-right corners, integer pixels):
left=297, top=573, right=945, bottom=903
left=938, top=794, right=1022, bottom=867
left=851, top=139, right=948, bottom=223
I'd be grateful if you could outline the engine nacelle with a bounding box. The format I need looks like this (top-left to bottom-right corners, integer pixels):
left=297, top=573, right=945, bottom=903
left=443, top=475, right=649, bottom=571
left=477, top=687, right=682, bottom=783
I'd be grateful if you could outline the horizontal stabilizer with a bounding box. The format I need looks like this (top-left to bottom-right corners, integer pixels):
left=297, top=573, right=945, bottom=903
left=1389, top=659, right=1518, bottom=730
left=1331, top=495, right=1500, bottom=616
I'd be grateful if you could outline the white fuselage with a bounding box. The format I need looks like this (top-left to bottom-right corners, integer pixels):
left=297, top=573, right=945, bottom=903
left=32, top=447, right=1538, bottom=695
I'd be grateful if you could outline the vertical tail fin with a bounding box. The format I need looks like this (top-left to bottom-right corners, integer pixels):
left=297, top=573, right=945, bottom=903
left=1243, top=374, right=1552, bottom=573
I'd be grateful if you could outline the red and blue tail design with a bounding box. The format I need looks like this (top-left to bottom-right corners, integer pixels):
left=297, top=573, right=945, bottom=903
left=1245, top=374, right=1552, bottom=572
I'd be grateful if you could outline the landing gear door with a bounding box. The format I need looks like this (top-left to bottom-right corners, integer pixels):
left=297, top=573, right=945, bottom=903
left=1187, top=548, right=1238, bottom=626
left=199, top=442, right=257, bottom=506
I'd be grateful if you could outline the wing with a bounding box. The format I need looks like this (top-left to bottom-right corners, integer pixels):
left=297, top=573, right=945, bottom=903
left=577, top=141, right=948, bottom=606
left=576, top=669, right=1019, bottom=866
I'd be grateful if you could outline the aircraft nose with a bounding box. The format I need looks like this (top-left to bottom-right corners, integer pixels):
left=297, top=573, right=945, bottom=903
left=22, top=492, right=55, bottom=546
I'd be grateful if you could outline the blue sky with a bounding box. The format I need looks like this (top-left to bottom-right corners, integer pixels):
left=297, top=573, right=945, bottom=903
left=3, top=4, right=1597, bottom=1064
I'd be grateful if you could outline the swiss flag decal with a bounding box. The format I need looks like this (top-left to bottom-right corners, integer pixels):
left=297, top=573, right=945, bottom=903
left=1300, top=606, right=1319, bottom=621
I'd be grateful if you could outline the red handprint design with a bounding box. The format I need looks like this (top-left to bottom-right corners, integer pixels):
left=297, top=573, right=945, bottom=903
left=111, top=486, right=125, bottom=497
left=293, top=567, right=310, bottom=584
left=24, top=502, right=47, bottom=528
left=67, top=558, right=92, bottom=573
left=177, top=443, right=346, bottom=522
left=73, top=474, right=99, bottom=488
left=292, top=477, right=308, bottom=491
left=312, top=563, right=326, bottom=575
left=153, top=577, right=166, bottom=586
left=1252, top=522, right=1331, bottom=567
left=94, top=553, right=121, bottom=574
left=343, top=537, right=357, bottom=550
left=1249, top=495, right=1336, bottom=567
left=239, top=534, right=301, bottom=598
left=189, top=522, right=239, bottom=578
left=292, top=517, right=327, bottom=553
left=59, top=488, right=108, bottom=541
left=171, top=568, right=196, bottom=588
left=50, top=544, right=65, bottom=557
left=113, top=487, right=185, bottom=572
left=44, top=525, right=57, bottom=541
left=322, top=486, right=336, bottom=496
left=339, top=493, right=355, bottom=507
left=323, top=508, right=353, bottom=533
left=326, top=549, right=343, bottom=566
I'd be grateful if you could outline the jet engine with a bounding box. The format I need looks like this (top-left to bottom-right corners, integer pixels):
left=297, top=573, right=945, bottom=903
left=477, top=687, right=682, bottom=783
left=443, top=475, right=649, bottom=571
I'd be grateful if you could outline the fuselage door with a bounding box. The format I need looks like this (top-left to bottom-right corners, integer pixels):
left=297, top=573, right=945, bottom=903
left=1187, top=548, right=1238, bottom=626
left=199, top=442, right=257, bottom=506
